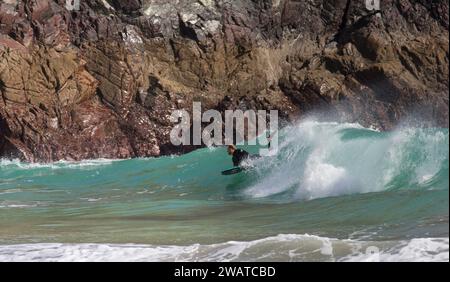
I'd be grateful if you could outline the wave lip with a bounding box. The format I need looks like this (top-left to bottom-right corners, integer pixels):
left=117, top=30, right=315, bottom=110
left=244, top=121, right=449, bottom=201
left=0, top=235, right=447, bottom=262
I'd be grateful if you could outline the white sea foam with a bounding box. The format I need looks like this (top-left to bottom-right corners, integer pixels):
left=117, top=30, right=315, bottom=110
left=0, top=201, right=43, bottom=209
left=0, top=234, right=447, bottom=262
left=0, top=158, right=122, bottom=170
left=244, top=120, right=448, bottom=201
left=0, top=189, right=22, bottom=195
left=340, top=237, right=449, bottom=262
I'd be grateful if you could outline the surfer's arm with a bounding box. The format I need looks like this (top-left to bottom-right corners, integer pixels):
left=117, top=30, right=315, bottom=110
left=232, top=156, right=240, bottom=167
left=267, top=134, right=272, bottom=150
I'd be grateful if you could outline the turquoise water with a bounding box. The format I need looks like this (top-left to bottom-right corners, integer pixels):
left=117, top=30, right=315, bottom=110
left=0, top=121, right=448, bottom=261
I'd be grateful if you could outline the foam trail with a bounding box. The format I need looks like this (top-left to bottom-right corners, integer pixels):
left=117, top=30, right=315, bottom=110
left=0, top=158, right=121, bottom=170
left=0, top=235, right=447, bottom=262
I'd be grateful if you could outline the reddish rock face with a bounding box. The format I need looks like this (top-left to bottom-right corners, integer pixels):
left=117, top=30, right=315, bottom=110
left=0, top=0, right=448, bottom=162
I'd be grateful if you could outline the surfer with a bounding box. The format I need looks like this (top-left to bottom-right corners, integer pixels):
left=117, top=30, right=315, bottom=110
left=227, top=133, right=273, bottom=167
left=227, top=145, right=251, bottom=167
left=223, top=133, right=274, bottom=175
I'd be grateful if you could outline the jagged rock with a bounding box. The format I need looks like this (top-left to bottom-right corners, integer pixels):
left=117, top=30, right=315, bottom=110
left=0, top=0, right=448, bottom=162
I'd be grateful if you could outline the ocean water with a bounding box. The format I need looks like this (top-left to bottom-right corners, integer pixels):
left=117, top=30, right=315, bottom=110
left=0, top=121, right=448, bottom=262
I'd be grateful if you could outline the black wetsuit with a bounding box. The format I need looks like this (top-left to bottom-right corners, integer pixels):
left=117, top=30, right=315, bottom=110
left=231, top=137, right=272, bottom=167
left=232, top=149, right=250, bottom=167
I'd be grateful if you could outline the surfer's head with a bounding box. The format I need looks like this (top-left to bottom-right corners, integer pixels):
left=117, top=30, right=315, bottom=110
left=227, top=145, right=237, bottom=155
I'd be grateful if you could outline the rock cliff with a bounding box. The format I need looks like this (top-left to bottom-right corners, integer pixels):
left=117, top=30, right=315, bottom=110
left=0, top=0, right=448, bottom=162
